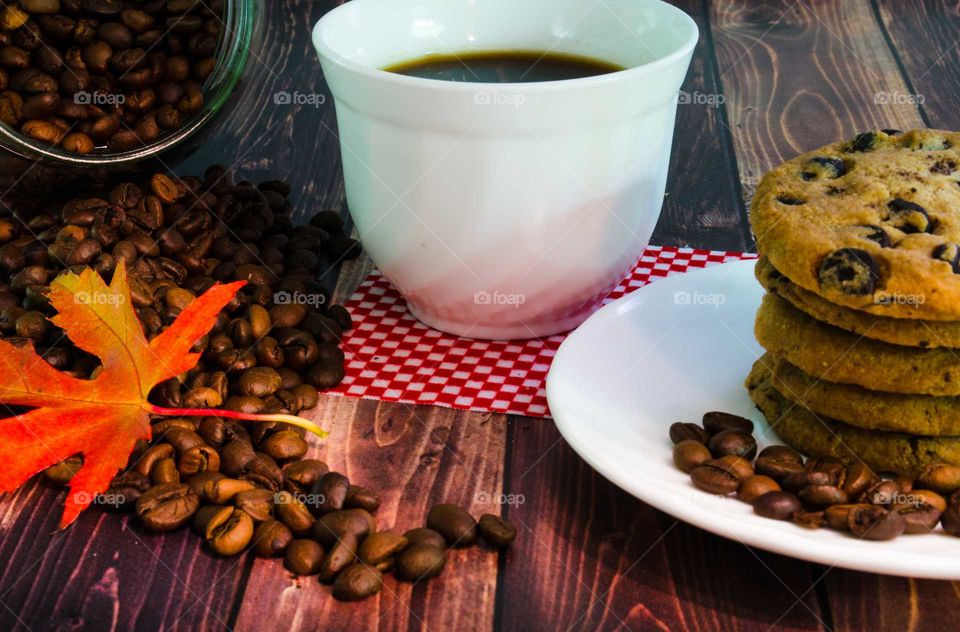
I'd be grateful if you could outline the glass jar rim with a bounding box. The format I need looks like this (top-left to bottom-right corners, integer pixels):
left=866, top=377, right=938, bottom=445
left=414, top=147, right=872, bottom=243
left=0, top=0, right=256, bottom=167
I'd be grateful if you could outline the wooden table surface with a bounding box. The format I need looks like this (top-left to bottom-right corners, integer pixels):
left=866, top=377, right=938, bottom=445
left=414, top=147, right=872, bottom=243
left=2, top=1, right=959, bottom=630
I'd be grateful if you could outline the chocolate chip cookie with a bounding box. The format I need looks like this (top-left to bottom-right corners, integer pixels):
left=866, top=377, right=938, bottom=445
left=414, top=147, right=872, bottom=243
left=751, top=128, right=960, bottom=320
left=754, top=292, right=960, bottom=396
left=746, top=359, right=960, bottom=475
left=755, top=256, right=960, bottom=348
left=769, top=353, right=960, bottom=435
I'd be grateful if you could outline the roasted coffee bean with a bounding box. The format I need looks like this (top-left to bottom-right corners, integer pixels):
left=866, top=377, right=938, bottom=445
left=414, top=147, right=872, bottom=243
left=358, top=532, right=409, bottom=567
left=319, top=531, right=359, bottom=583
left=427, top=503, right=478, bottom=547
left=274, top=490, right=315, bottom=536
left=403, top=527, right=447, bottom=550
left=178, top=445, right=219, bottom=476
left=690, top=462, right=739, bottom=495
left=220, top=439, right=256, bottom=476
left=345, top=485, right=381, bottom=513
left=238, top=367, right=283, bottom=397
left=204, top=507, right=254, bottom=556
left=753, top=491, right=802, bottom=521
left=200, top=477, right=255, bottom=504
left=305, top=358, right=345, bottom=389
left=702, top=411, right=754, bottom=435
left=941, top=502, right=960, bottom=536
left=824, top=503, right=869, bottom=531
left=253, top=519, right=293, bottom=557
left=135, top=482, right=199, bottom=532
left=737, top=475, right=780, bottom=503
left=313, top=508, right=376, bottom=548
left=395, top=544, right=446, bottom=581
left=917, top=465, right=960, bottom=494
left=669, top=422, right=708, bottom=445
left=284, top=539, right=325, bottom=576
left=282, top=458, right=328, bottom=494
left=43, top=454, right=82, bottom=485
left=135, top=442, right=174, bottom=476
left=185, top=471, right=225, bottom=498
left=867, top=479, right=900, bottom=505
left=707, top=430, right=757, bottom=460
left=793, top=510, right=825, bottom=529
left=261, top=430, right=307, bottom=462
left=715, top=455, right=754, bottom=480
left=799, top=485, right=848, bottom=508
left=755, top=445, right=805, bottom=480
left=311, top=471, right=350, bottom=514
left=842, top=462, right=878, bottom=498
left=151, top=457, right=180, bottom=484
left=233, top=489, right=274, bottom=523
left=97, top=470, right=147, bottom=510
left=673, top=439, right=710, bottom=473
left=892, top=502, right=942, bottom=534
left=848, top=505, right=906, bottom=540
left=478, top=514, right=516, bottom=547
left=239, top=452, right=283, bottom=491
left=332, top=564, right=383, bottom=602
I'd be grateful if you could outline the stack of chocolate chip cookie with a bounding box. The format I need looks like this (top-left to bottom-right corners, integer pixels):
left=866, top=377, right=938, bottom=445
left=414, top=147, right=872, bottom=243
left=745, top=128, right=960, bottom=475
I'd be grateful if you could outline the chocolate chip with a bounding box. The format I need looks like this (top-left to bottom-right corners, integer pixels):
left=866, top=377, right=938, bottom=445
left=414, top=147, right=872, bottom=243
left=853, top=225, right=891, bottom=248
left=847, top=132, right=877, bottom=152
left=880, top=128, right=902, bottom=136
left=801, top=157, right=847, bottom=181
left=776, top=195, right=805, bottom=205
left=932, top=159, right=957, bottom=175
left=818, top=248, right=880, bottom=296
left=886, top=198, right=931, bottom=234
left=933, top=243, right=960, bottom=274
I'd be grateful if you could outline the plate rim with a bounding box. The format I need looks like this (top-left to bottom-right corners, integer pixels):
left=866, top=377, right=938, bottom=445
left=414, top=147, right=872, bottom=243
left=547, top=259, right=960, bottom=580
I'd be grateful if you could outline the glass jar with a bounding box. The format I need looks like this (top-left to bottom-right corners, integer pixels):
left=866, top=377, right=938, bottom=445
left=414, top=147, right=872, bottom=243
left=0, top=0, right=259, bottom=196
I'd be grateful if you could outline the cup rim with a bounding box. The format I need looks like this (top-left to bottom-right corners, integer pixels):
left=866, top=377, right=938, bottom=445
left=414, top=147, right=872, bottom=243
left=312, top=0, right=699, bottom=91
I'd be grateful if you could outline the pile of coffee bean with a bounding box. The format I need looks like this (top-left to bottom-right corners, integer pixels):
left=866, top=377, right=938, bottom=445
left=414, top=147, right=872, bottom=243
left=0, top=165, right=361, bottom=410
left=0, top=0, right=224, bottom=153
left=44, top=436, right=516, bottom=601
left=670, top=412, right=960, bottom=541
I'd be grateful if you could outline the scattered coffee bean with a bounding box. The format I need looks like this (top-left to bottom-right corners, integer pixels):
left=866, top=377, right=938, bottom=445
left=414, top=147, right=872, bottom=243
left=332, top=564, right=383, bottom=601
left=708, top=430, right=757, bottom=460
left=252, top=520, right=293, bottom=557
left=135, top=483, right=199, bottom=532
left=669, top=422, right=708, bottom=445
left=848, top=505, right=906, bottom=540
left=284, top=539, right=325, bottom=576
left=753, top=491, right=801, bottom=521
left=403, top=527, right=447, bottom=550
left=673, top=440, right=710, bottom=473
left=395, top=544, right=446, bottom=581
left=702, top=411, right=753, bottom=435
left=427, top=503, right=478, bottom=547
left=478, top=513, right=517, bottom=547
left=690, top=462, right=739, bottom=495
left=737, top=475, right=780, bottom=503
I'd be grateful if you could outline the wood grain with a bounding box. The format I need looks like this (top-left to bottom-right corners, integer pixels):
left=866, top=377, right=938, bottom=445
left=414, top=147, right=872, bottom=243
left=652, top=0, right=751, bottom=252
left=710, top=0, right=924, bottom=203
left=232, top=396, right=506, bottom=632
left=873, top=0, right=960, bottom=129
left=499, top=418, right=826, bottom=632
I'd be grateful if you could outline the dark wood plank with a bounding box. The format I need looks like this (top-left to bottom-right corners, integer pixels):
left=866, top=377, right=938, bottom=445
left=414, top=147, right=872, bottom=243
left=0, top=480, right=249, bottom=631
left=499, top=418, right=826, bottom=631
left=232, top=397, right=505, bottom=632
left=873, top=0, right=959, bottom=129
left=824, top=570, right=960, bottom=632
left=710, top=0, right=923, bottom=203
left=652, top=0, right=752, bottom=251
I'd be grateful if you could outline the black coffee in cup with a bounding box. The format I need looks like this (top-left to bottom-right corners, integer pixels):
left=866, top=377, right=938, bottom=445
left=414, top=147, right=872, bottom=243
left=384, top=50, right=624, bottom=83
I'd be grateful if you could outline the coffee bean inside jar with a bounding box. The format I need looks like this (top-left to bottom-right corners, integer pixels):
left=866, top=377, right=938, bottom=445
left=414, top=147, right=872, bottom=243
left=0, top=0, right=234, bottom=154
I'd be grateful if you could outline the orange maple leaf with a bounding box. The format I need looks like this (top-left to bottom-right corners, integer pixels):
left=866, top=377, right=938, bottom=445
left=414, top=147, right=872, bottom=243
left=0, top=264, right=325, bottom=528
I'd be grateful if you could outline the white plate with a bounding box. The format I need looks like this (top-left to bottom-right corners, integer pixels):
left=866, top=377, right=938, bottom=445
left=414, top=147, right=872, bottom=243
left=547, top=259, right=960, bottom=579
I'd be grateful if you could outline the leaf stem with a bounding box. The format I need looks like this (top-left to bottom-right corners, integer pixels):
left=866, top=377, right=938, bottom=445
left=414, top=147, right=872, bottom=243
left=143, top=403, right=329, bottom=438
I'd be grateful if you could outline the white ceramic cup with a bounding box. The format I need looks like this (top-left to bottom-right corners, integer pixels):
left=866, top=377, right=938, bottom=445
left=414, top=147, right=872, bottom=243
left=313, top=0, right=697, bottom=339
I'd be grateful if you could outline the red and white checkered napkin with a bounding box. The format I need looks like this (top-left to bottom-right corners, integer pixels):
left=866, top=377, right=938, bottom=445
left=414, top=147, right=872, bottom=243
left=329, top=246, right=756, bottom=418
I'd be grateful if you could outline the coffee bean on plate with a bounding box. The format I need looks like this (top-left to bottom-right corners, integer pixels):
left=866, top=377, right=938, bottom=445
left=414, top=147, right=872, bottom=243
left=752, top=491, right=801, bottom=521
